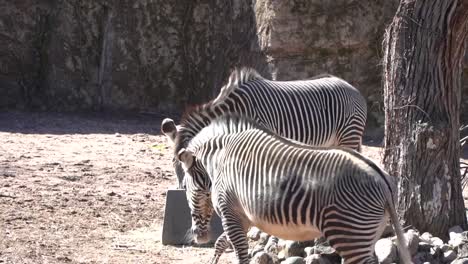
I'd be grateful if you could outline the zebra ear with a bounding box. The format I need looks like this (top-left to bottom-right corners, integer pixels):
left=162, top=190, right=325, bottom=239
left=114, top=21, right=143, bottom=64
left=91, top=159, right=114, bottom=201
left=177, top=148, right=194, bottom=169
left=161, top=118, right=178, bottom=142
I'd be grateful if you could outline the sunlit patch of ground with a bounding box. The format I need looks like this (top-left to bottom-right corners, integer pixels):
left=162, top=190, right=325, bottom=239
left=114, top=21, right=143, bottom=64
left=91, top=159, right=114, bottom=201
left=0, top=112, right=466, bottom=263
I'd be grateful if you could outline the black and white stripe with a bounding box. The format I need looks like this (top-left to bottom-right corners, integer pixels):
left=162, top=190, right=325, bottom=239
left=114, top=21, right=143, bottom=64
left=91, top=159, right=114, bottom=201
left=174, top=68, right=367, bottom=155
left=177, top=115, right=411, bottom=264
left=163, top=68, right=367, bottom=190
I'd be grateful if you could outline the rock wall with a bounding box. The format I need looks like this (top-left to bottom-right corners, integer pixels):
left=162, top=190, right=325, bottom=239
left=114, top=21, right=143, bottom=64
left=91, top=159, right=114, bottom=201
left=254, top=0, right=468, bottom=127
left=255, top=0, right=394, bottom=127
left=1, top=0, right=467, bottom=126
left=0, top=0, right=267, bottom=112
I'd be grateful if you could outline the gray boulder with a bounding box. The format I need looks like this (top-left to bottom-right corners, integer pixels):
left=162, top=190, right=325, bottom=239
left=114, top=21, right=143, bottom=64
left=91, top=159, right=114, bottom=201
left=374, top=238, right=397, bottom=264
left=452, top=258, right=468, bottom=264
left=251, top=243, right=266, bottom=258
left=283, top=241, right=315, bottom=258
left=449, top=226, right=464, bottom=239
left=304, top=254, right=332, bottom=264
left=442, top=250, right=457, bottom=263
left=304, top=247, right=314, bottom=257
left=281, top=256, right=305, bottom=264
left=251, top=252, right=272, bottom=264
left=251, top=252, right=280, bottom=264
left=458, top=243, right=468, bottom=259
left=440, top=243, right=450, bottom=253
left=418, top=242, right=432, bottom=252
left=431, top=237, right=444, bottom=248
left=405, top=229, right=420, bottom=256
left=430, top=245, right=442, bottom=259
left=248, top=227, right=262, bottom=241
left=265, top=239, right=280, bottom=255
left=449, top=226, right=466, bottom=248
left=420, top=232, right=433, bottom=243
left=259, top=232, right=271, bottom=246
left=412, top=252, right=432, bottom=264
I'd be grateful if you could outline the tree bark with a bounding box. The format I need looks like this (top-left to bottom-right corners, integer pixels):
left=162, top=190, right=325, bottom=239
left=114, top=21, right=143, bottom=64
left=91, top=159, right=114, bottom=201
left=383, top=0, right=468, bottom=239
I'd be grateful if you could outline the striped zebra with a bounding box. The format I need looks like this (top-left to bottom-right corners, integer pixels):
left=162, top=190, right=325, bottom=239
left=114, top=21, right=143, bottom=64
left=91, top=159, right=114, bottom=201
left=162, top=68, right=367, bottom=188
left=175, top=114, right=411, bottom=264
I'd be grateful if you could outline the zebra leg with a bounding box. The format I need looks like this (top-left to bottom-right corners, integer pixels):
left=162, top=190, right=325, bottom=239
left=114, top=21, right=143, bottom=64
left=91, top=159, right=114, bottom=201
left=219, top=208, right=250, bottom=264
left=321, top=208, right=383, bottom=264
left=209, top=232, right=231, bottom=264
left=323, top=230, right=379, bottom=264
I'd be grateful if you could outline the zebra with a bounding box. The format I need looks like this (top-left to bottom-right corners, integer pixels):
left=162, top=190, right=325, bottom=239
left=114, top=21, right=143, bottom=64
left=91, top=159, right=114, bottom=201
left=162, top=67, right=367, bottom=189
left=175, top=114, right=411, bottom=264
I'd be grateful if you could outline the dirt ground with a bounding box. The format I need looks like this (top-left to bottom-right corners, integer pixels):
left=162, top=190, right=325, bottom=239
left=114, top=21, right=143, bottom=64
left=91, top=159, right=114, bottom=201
left=0, top=112, right=466, bottom=264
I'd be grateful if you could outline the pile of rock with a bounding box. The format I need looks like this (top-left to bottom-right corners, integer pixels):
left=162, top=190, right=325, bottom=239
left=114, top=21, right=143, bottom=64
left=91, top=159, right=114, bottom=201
left=246, top=226, right=468, bottom=264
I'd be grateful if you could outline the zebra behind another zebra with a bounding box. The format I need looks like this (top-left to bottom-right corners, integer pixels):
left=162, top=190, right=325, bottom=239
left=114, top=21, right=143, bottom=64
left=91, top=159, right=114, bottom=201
left=162, top=67, right=367, bottom=188
left=175, top=114, right=412, bottom=264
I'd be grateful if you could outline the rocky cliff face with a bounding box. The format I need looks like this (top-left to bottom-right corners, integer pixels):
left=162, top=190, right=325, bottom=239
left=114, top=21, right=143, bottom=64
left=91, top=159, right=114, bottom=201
left=1, top=1, right=466, bottom=126
left=254, top=0, right=468, bottom=127
left=255, top=0, right=396, bottom=127
left=0, top=0, right=266, bottom=112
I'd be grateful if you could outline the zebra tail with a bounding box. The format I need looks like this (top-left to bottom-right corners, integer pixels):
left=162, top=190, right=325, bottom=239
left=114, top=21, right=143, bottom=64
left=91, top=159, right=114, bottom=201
left=386, top=201, right=413, bottom=264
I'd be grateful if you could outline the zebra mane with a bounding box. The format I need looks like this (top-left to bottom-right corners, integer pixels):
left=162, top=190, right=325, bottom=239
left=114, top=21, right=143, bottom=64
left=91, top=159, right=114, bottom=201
left=184, top=114, right=258, bottom=151
left=212, top=67, right=263, bottom=105
left=174, top=67, right=264, bottom=155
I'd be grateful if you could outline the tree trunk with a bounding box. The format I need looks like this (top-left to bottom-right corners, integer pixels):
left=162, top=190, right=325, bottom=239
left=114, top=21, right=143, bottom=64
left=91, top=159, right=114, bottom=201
left=383, top=1, right=468, bottom=239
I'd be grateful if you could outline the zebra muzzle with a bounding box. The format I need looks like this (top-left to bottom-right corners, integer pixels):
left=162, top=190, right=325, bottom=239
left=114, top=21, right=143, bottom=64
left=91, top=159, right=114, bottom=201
left=192, top=226, right=210, bottom=244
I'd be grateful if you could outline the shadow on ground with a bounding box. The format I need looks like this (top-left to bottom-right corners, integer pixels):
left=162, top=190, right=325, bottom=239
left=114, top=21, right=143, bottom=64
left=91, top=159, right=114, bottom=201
left=0, top=111, right=181, bottom=135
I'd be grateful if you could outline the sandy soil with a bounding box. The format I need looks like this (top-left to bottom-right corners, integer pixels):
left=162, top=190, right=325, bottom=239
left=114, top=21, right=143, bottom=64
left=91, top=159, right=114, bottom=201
left=0, top=112, right=466, bottom=264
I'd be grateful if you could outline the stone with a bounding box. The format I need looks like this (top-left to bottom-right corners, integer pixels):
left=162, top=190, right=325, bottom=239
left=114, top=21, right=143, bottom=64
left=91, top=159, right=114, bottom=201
left=312, top=244, right=341, bottom=264
left=420, top=232, right=433, bottom=243
left=457, top=243, right=468, bottom=259
left=314, top=237, right=328, bottom=245
left=283, top=241, right=316, bottom=258
left=304, top=247, right=314, bottom=257
left=281, top=256, right=305, bottom=264
left=449, top=232, right=468, bottom=248
left=449, top=226, right=466, bottom=248
left=278, top=250, right=286, bottom=261
left=452, top=258, right=468, bottom=264
left=405, top=229, right=420, bottom=256
left=248, top=227, right=262, bottom=241
left=284, top=241, right=306, bottom=258
left=265, top=239, right=280, bottom=255
left=259, top=232, right=271, bottom=246
left=418, top=242, right=432, bottom=252
left=304, top=254, right=332, bottom=264
left=442, top=250, right=457, bottom=263
left=431, top=237, right=444, bottom=248
left=313, top=244, right=336, bottom=255
left=251, top=244, right=266, bottom=258
left=429, top=246, right=441, bottom=259
left=374, top=238, right=397, bottom=264
left=271, top=254, right=281, bottom=264
left=440, top=243, right=450, bottom=252
left=251, top=252, right=277, bottom=264
left=278, top=239, right=289, bottom=250
left=449, top=226, right=464, bottom=240
left=412, top=252, right=431, bottom=264
left=161, top=188, right=223, bottom=245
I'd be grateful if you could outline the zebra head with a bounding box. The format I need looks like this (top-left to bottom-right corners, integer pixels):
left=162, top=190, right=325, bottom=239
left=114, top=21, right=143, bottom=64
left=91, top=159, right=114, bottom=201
left=178, top=148, right=213, bottom=244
